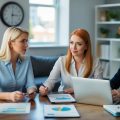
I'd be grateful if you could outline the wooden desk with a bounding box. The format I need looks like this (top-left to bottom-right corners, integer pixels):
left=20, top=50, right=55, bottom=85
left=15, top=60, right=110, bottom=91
left=0, top=94, right=119, bottom=120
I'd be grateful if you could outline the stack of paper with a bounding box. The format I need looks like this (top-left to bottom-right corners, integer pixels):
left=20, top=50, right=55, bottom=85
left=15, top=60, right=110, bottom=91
left=0, top=103, right=30, bottom=114
left=44, top=104, right=80, bottom=118
left=103, top=105, right=120, bottom=116
left=47, top=94, right=76, bottom=103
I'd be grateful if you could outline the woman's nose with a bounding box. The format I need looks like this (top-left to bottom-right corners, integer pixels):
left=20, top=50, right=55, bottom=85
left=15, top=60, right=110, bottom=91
left=73, top=44, right=76, bottom=49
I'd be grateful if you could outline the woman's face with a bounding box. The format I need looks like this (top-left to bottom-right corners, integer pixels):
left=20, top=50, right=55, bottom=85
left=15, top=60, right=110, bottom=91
left=10, top=33, right=28, bottom=55
left=69, top=35, right=87, bottom=57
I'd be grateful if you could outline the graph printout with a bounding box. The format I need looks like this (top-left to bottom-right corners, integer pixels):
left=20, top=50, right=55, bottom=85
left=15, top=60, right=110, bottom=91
left=44, top=104, right=80, bottom=117
left=48, top=94, right=76, bottom=103
left=0, top=103, right=30, bottom=114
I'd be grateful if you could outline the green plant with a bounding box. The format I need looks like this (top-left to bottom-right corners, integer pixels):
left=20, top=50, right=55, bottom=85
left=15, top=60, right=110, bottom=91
left=100, top=28, right=109, bottom=34
left=107, top=11, right=119, bottom=20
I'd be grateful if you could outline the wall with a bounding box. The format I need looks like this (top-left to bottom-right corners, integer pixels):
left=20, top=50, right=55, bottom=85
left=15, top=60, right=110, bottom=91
left=0, top=0, right=29, bottom=45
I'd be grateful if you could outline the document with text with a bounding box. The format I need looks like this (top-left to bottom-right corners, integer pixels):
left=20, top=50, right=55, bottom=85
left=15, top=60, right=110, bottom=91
left=0, top=103, right=30, bottom=114
left=48, top=94, right=76, bottom=103
left=103, top=105, right=120, bottom=116
left=44, top=104, right=80, bottom=118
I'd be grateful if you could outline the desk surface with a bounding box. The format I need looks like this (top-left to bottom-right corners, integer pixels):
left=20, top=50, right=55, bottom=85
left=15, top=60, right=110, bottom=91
left=0, top=94, right=119, bottom=120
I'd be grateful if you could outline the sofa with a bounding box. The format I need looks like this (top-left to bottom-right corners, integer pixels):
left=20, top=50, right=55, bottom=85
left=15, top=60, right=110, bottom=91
left=30, top=56, right=60, bottom=92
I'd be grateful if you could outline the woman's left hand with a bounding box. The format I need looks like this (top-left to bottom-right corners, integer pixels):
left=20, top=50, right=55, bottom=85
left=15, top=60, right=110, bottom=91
left=64, top=88, right=74, bottom=94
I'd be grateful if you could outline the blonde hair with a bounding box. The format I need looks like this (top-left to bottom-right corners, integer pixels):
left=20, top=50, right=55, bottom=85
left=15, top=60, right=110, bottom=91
left=0, top=27, right=28, bottom=61
left=65, top=28, right=93, bottom=77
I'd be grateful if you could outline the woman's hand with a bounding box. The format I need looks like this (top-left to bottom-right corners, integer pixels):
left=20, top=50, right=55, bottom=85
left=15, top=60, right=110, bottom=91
left=64, top=88, right=74, bottom=94
left=9, top=91, right=24, bottom=102
left=27, top=88, right=37, bottom=100
left=112, top=89, right=120, bottom=102
left=27, top=92, right=36, bottom=100
left=39, top=86, right=48, bottom=96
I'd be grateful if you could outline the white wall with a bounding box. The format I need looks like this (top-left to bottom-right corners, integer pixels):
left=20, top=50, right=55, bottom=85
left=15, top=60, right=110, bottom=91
left=0, top=0, right=29, bottom=45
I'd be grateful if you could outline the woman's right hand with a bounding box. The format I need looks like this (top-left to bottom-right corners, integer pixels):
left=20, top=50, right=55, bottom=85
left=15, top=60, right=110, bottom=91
left=9, top=91, right=24, bottom=102
left=112, top=89, right=120, bottom=102
left=39, top=86, right=48, bottom=96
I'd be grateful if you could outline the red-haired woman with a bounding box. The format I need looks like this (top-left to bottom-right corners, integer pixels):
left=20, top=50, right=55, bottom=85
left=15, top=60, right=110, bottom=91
left=39, top=28, right=103, bottom=96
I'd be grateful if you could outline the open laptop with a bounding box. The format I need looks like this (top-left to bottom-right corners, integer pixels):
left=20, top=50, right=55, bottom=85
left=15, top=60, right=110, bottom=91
left=71, top=77, right=113, bottom=106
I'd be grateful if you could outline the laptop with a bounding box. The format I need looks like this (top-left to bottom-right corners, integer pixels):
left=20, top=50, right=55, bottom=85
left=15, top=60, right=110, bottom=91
left=72, top=77, right=113, bottom=106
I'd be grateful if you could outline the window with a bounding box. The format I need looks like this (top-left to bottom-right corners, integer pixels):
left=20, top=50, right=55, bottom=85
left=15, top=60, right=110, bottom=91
left=29, top=0, right=58, bottom=46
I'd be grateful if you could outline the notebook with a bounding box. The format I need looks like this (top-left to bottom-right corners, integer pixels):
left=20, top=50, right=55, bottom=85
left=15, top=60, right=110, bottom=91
left=72, top=77, right=113, bottom=106
left=103, top=105, right=120, bottom=116
left=47, top=94, right=76, bottom=103
left=44, top=104, right=80, bottom=118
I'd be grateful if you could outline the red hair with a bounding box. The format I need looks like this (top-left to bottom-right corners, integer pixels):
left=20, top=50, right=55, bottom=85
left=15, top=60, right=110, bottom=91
left=65, top=28, right=93, bottom=77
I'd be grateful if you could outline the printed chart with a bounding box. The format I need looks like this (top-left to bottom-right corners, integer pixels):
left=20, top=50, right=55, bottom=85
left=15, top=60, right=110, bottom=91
left=0, top=103, right=30, bottom=114
left=44, top=104, right=80, bottom=117
left=48, top=94, right=76, bottom=103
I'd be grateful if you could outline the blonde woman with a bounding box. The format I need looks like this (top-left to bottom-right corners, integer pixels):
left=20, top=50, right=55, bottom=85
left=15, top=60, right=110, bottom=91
left=39, top=28, right=103, bottom=96
left=0, top=27, right=36, bottom=102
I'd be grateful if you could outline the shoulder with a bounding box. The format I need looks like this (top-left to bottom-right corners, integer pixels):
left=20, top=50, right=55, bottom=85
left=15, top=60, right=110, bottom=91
left=57, top=55, right=66, bottom=62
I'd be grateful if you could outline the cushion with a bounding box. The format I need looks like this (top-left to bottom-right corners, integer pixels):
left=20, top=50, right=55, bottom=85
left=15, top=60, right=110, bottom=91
left=31, top=56, right=58, bottom=77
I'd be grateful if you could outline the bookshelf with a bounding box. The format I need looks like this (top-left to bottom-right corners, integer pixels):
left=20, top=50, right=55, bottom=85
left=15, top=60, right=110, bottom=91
left=95, top=4, right=120, bottom=79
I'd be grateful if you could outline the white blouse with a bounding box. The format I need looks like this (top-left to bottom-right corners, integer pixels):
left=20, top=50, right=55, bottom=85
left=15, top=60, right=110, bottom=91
left=44, top=56, right=103, bottom=92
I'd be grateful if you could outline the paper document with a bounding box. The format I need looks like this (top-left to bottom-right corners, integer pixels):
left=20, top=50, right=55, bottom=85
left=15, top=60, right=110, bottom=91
left=48, top=94, right=76, bottom=103
left=103, top=105, right=120, bottom=116
left=0, top=103, right=30, bottom=114
left=44, top=104, right=80, bottom=118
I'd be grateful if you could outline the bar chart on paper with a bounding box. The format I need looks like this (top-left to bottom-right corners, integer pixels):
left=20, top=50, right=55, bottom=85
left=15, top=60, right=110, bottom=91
left=0, top=103, right=30, bottom=114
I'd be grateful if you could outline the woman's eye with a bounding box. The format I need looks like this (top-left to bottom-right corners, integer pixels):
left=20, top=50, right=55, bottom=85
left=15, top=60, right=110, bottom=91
left=70, top=41, right=73, bottom=44
left=78, top=43, right=82, bottom=45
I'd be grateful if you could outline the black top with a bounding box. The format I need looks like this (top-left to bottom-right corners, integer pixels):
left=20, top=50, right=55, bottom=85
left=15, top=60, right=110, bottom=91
left=110, top=68, right=120, bottom=89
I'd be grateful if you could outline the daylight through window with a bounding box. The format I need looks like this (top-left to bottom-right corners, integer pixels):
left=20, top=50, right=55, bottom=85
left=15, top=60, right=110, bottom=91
left=29, top=0, right=58, bottom=45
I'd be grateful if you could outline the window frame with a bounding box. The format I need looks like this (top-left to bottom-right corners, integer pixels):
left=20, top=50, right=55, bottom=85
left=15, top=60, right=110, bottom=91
left=29, top=0, right=59, bottom=47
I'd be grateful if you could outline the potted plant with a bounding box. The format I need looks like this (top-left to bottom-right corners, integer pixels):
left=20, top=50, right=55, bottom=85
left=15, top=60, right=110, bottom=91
left=107, top=11, right=119, bottom=21
left=100, top=27, right=109, bottom=38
